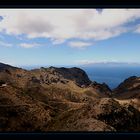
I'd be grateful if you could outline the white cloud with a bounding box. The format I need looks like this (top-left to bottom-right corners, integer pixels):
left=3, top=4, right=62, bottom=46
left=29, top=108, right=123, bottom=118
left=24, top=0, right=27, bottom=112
left=68, top=41, right=92, bottom=48
left=0, top=9, right=140, bottom=44
left=19, top=43, right=40, bottom=48
left=0, top=41, right=13, bottom=47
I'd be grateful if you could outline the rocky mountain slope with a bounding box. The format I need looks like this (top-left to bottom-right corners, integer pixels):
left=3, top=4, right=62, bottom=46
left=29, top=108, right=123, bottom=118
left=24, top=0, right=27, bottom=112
left=0, top=62, right=140, bottom=132
left=113, top=76, right=140, bottom=112
left=113, top=76, right=140, bottom=99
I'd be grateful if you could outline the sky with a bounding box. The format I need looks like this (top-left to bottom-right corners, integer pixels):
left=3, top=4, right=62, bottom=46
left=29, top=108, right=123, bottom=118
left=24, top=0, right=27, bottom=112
left=0, top=9, right=140, bottom=67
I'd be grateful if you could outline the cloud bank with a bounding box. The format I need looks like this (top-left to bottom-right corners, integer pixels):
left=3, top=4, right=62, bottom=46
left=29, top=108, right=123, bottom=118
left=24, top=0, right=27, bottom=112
left=0, top=9, right=140, bottom=48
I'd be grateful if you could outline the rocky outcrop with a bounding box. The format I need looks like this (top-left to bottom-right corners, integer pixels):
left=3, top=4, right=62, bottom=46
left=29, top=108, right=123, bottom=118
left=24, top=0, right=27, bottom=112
left=53, top=67, right=92, bottom=86
left=31, top=66, right=92, bottom=87
left=113, top=76, right=140, bottom=99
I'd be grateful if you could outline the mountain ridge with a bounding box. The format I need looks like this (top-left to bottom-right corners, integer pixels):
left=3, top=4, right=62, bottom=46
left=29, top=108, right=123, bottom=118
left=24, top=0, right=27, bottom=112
left=0, top=62, right=140, bottom=131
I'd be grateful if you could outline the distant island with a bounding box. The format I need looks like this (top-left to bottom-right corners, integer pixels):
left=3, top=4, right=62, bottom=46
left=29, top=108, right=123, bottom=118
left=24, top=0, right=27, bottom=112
left=0, top=62, right=140, bottom=131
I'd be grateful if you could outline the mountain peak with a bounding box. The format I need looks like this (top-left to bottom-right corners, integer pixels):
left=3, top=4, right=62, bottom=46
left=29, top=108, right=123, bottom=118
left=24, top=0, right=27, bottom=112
left=113, top=75, right=140, bottom=99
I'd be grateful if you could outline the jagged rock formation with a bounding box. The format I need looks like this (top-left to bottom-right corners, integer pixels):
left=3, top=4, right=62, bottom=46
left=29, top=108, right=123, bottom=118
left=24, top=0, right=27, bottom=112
left=30, top=66, right=91, bottom=86
left=0, top=62, right=140, bottom=132
left=113, top=76, right=140, bottom=99
left=113, top=76, right=140, bottom=113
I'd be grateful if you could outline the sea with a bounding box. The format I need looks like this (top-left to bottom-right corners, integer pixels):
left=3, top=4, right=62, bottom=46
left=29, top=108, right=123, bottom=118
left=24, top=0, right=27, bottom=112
left=22, top=65, right=140, bottom=90
left=81, top=66, right=140, bottom=89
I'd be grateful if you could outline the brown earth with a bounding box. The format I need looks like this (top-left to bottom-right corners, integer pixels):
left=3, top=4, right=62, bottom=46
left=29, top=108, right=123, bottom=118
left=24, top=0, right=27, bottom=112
left=0, top=62, right=140, bottom=132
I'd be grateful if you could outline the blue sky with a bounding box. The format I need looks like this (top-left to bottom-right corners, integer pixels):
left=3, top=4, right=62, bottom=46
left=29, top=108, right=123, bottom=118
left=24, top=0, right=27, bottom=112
left=0, top=9, right=140, bottom=67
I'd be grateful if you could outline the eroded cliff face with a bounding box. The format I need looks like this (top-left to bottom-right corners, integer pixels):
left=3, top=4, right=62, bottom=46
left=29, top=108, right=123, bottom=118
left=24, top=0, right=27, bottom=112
left=113, top=76, right=140, bottom=98
left=113, top=76, right=140, bottom=113
left=0, top=62, right=140, bottom=132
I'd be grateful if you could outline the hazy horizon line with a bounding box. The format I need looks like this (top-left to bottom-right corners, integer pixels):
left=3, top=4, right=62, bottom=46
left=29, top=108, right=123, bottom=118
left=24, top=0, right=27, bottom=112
left=1, top=61, right=140, bottom=69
